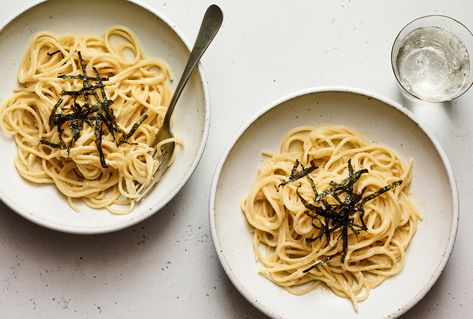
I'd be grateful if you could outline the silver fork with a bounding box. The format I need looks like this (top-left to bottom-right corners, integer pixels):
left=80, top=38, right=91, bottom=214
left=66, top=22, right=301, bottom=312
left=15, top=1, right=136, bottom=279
left=135, top=4, right=223, bottom=201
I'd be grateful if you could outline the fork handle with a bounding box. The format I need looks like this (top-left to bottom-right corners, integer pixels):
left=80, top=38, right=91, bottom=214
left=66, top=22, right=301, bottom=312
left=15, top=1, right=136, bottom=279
left=163, top=5, right=223, bottom=125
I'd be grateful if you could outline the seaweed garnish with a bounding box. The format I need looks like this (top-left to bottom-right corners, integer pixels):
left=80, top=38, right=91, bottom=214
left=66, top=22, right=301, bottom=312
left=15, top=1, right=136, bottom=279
left=61, top=84, right=105, bottom=96
left=58, top=74, right=109, bottom=82
left=94, top=117, right=108, bottom=168
left=279, top=159, right=402, bottom=270
left=124, top=114, right=149, bottom=141
left=48, top=98, right=63, bottom=127
left=302, top=255, right=337, bottom=273
left=47, top=50, right=62, bottom=56
left=278, top=159, right=318, bottom=188
left=39, top=139, right=62, bottom=149
left=40, top=51, right=149, bottom=168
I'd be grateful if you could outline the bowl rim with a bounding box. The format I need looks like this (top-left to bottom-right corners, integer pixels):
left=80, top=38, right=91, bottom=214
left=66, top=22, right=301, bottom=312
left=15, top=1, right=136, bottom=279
left=0, top=0, right=211, bottom=234
left=209, top=85, right=459, bottom=319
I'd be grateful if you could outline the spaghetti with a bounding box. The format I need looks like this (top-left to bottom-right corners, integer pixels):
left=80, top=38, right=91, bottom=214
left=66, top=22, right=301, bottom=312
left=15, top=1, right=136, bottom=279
left=241, top=125, right=421, bottom=309
left=0, top=26, right=176, bottom=214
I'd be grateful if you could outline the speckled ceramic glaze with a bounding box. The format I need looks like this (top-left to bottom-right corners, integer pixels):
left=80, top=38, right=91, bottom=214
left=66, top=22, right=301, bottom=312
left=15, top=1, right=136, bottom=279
left=210, top=87, right=458, bottom=319
left=0, top=0, right=210, bottom=233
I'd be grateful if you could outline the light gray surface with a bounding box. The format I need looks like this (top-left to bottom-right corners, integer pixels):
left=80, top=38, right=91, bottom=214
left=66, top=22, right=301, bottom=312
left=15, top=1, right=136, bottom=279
left=0, top=0, right=471, bottom=318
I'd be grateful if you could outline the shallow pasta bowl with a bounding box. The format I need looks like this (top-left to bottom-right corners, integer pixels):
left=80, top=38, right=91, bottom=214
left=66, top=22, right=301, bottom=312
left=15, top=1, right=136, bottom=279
left=210, top=87, right=458, bottom=319
left=0, top=0, right=209, bottom=233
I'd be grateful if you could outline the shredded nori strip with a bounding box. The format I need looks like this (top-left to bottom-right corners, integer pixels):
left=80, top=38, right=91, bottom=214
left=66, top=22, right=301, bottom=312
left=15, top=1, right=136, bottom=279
left=58, top=74, right=109, bottom=82
left=41, top=51, right=149, bottom=167
left=70, top=118, right=80, bottom=141
left=355, top=180, right=402, bottom=209
left=278, top=159, right=318, bottom=187
left=94, top=117, right=108, bottom=168
left=125, top=114, right=148, bottom=140
left=61, top=84, right=105, bottom=96
left=40, top=139, right=62, bottom=149
left=48, top=98, right=63, bottom=127
left=302, top=255, right=337, bottom=273
left=280, top=159, right=402, bottom=266
left=47, top=50, right=62, bottom=56
left=57, top=126, right=66, bottom=151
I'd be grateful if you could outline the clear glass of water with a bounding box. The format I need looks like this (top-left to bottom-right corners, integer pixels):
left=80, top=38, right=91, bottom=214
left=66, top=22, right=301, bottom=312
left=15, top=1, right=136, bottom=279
left=391, top=15, right=473, bottom=102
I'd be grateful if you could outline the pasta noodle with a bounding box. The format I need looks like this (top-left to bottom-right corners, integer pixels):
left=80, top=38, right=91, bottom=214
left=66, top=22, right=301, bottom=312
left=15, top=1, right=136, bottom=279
left=0, top=26, right=177, bottom=214
left=241, top=125, right=421, bottom=310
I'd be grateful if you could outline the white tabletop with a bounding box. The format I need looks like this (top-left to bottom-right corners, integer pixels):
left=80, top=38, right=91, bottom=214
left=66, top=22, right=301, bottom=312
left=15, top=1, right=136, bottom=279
left=0, top=0, right=471, bottom=318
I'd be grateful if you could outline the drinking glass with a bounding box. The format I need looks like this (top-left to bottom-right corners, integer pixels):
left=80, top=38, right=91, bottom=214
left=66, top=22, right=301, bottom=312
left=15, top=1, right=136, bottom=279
left=391, top=15, right=473, bottom=102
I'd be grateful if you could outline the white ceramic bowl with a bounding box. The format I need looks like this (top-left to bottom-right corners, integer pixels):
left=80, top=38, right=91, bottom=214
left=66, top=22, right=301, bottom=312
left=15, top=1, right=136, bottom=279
left=210, top=87, right=458, bottom=319
left=0, top=0, right=209, bottom=233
